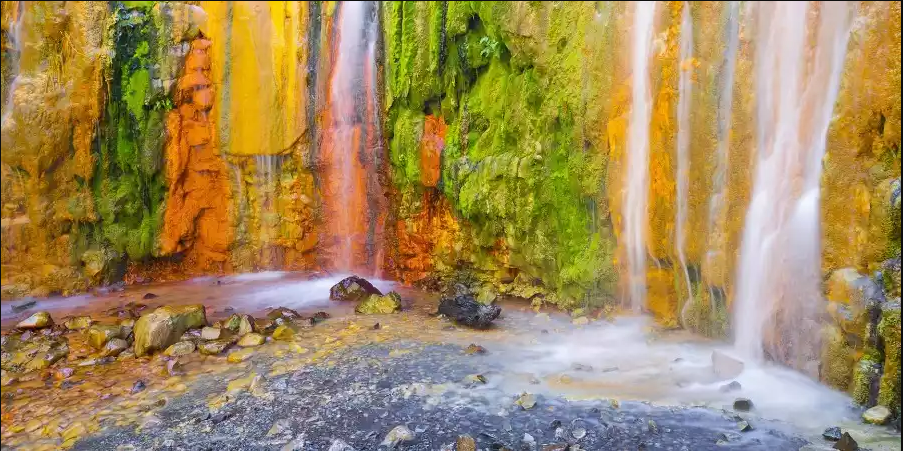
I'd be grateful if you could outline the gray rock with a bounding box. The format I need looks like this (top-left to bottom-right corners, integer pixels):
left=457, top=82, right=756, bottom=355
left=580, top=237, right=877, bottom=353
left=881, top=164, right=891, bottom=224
left=733, top=398, right=753, bottom=411
left=381, top=425, right=414, bottom=448
left=822, top=427, right=842, bottom=441
left=437, top=295, right=501, bottom=329
left=862, top=405, right=891, bottom=425
left=327, top=439, right=356, bottom=451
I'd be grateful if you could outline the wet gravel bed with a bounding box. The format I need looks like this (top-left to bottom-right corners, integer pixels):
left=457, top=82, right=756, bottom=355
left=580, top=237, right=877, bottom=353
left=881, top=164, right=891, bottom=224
left=73, top=341, right=809, bottom=451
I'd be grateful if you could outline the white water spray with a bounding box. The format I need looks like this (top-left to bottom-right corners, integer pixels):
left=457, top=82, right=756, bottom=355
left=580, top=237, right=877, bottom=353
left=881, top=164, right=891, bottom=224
left=624, top=1, right=656, bottom=312
left=675, top=2, right=693, bottom=324
left=733, top=1, right=851, bottom=364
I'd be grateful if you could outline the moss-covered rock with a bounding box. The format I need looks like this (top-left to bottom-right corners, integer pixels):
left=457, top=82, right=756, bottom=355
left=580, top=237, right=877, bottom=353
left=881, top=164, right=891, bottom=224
left=1, top=337, right=68, bottom=373
left=356, top=292, right=403, bottom=315
left=820, top=325, right=855, bottom=391
left=851, top=352, right=882, bottom=407
left=133, top=304, right=206, bottom=357
left=163, top=340, right=196, bottom=357
left=878, top=300, right=900, bottom=413
left=330, top=276, right=383, bottom=303
left=87, top=324, right=124, bottom=350
left=63, top=316, right=94, bottom=331
left=16, top=311, right=53, bottom=329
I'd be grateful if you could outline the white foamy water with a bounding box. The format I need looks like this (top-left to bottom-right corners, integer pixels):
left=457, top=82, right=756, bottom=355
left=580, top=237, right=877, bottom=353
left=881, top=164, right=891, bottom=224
left=675, top=2, right=693, bottom=324
left=733, top=1, right=852, bottom=365
left=624, top=1, right=657, bottom=312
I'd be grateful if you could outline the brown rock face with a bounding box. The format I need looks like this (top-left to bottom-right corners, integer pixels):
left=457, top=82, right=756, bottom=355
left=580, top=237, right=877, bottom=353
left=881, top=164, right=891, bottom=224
left=160, top=38, right=233, bottom=273
left=419, top=115, right=446, bottom=187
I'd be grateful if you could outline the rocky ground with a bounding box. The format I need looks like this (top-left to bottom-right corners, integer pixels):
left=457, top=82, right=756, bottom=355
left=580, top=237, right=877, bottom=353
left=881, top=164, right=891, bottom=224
left=1, top=274, right=900, bottom=450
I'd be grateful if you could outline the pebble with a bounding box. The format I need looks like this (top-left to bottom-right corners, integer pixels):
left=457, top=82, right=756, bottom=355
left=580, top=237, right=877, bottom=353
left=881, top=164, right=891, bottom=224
left=381, top=425, right=414, bottom=447
left=130, top=380, right=147, bottom=394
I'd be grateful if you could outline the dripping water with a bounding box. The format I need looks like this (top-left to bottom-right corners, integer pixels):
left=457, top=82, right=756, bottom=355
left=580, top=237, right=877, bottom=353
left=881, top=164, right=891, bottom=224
left=733, top=1, right=851, bottom=367
left=624, top=1, right=656, bottom=312
left=1, top=1, right=24, bottom=123
left=703, top=1, right=740, bottom=293
left=675, top=2, right=693, bottom=326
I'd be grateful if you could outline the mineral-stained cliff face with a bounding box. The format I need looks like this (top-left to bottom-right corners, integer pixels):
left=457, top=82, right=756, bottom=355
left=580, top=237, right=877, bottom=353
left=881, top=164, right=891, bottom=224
left=0, top=0, right=900, bottom=413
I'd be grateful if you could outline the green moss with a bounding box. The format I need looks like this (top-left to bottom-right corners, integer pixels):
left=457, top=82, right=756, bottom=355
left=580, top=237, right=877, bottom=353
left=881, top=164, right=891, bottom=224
left=852, top=350, right=883, bottom=406
left=384, top=2, right=617, bottom=307
left=878, top=303, right=901, bottom=412
left=93, top=2, right=173, bottom=260
left=356, top=292, right=403, bottom=314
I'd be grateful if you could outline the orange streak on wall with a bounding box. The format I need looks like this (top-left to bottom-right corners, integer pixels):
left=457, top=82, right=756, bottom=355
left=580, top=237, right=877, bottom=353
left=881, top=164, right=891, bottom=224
left=161, top=38, right=233, bottom=272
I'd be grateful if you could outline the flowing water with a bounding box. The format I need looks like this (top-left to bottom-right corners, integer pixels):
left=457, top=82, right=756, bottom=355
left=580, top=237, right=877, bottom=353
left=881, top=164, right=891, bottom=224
left=675, top=2, right=693, bottom=324
left=733, top=2, right=852, bottom=366
left=624, top=1, right=657, bottom=312
left=703, top=1, right=740, bottom=288
left=320, top=1, right=385, bottom=274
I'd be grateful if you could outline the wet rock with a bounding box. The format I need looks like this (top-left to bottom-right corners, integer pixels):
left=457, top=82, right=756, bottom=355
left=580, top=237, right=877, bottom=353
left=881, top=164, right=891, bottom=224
left=438, top=295, right=501, bottom=329
left=465, top=344, right=487, bottom=355
left=54, top=367, right=75, bottom=380
left=223, top=314, right=255, bottom=336
left=102, top=338, right=129, bottom=357
left=737, top=420, right=753, bottom=432
left=266, top=418, right=292, bottom=437
left=521, top=433, right=536, bottom=450
left=372, top=322, right=381, bottom=330
left=131, top=380, right=147, bottom=394
left=165, top=358, right=185, bottom=376
left=201, top=326, right=223, bottom=341
left=237, top=333, right=265, bottom=347
left=572, top=427, right=586, bottom=440
left=63, top=316, right=93, bottom=330
left=712, top=350, right=744, bottom=379
left=571, top=363, right=593, bottom=372
left=227, top=347, right=255, bottom=363
left=463, top=374, right=487, bottom=386
left=11, top=299, right=37, bottom=313
left=719, top=381, right=742, bottom=393
left=273, top=324, right=300, bottom=341
left=133, top=304, right=207, bottom=357
left=833, top=432, right=858, bottom=451
left=164, top=341, right=196, bottom=357
left=254, top=318, right=276, bottom=335
left=199, top=339, right=232, bottom=355
left=356, top=292, right=402, bottom=314
left=733, top=398, right=753, bottom=411
left=2, top=337, right=68, bottom=372
left=312, top=311, right=331, bottom=323
left=16, top=311, right=53, bottom=329
left=381, top=425, right=414, bottom=448
left=549, top=420, right=562, bottom=429
left=457, top=435, right=477, bottom=451
left=862, top=405, right=891, bottom=425
left=142, top=293, right=158, bottom=300
left=327, top=439, right=356, bottom=451
left=87, top=324, right=124, bottom=349
left=267, top=307, right=302, bottom=321
left=330, top=275, right=383, bottom=302
left=515, top=393, right=537, bottom=410
left=822, top=426, right=842, bottom=441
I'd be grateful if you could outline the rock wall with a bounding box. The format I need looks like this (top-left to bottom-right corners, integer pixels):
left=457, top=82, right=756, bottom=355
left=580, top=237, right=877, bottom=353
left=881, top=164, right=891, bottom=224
left=0, top=0, right=900, bottom=413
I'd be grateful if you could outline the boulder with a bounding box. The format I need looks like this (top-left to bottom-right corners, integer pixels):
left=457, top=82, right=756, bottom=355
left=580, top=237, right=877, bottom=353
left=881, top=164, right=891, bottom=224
left=733, top=398, right=753, bottom=411
left=63, top=316, right=93, bottom=330
left=833, top=432, right=858, bottom=451
left=437, top=295, right=501, bottom=329
left=16, top=311, right=53, bottom=329
left=222, top=314, right=255, bottom=336
left=198, top=339, right=232, bottom=355
left=862, top=405, right=891, bottom=425
left=133, top=305, right=207, bottom=357
left=237, top=333, right=265, bottom=347
left=164, top=341, right=196, bottom=357
left=102, top=338, right=129, bottom=357
left=87, top=325, right=123, bottom=350
left=356, top=292, right=402, bottom=314
left=712, top=350, right=744, bottom=380
left=201, top=326, right=223, bottom=341
left=330, top=276, right=382, bottom=303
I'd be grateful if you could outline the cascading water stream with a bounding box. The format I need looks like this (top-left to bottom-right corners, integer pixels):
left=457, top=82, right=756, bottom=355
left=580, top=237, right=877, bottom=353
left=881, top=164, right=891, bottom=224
left=624, top=1, right=656, bottom=312
left=321, top=1, right=385, bottom=274
left=733, top=1, right=852, bottom=367
left=675, top=2, right=693, bottom=325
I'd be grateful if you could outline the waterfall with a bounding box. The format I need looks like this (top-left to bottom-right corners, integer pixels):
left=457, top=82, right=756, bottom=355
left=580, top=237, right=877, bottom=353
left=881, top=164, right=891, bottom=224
left=1, top=1, right=23, bottom=123
left=321, top=1, right=384, bottom=273
left=624, top=1, right=656, bottom=312
left=675, top=2, right=693, bottom=324
left=733, top=1, right=851, bottom=365
left=703, top=1, right=739, bottom=288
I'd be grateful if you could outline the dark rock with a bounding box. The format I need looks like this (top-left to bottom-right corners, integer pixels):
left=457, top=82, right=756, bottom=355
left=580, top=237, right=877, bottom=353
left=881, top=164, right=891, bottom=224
left=372, top=322, right=381, bottom=330
left=737, top=421, right=753, bottom=432
left=822, top=426, right=842, bottom=442
left=550, top=419, right=562, bottom=429
left=267, top=307, right=301, bottom=321
left=465, top=344, right=487, bottom=355
left=733, top=398, right=753, bottom=411
left=142, top=293, right=158, bottom=300
left=312, top=311, right=330, bottom=323
left=571, top=363, right=593, bottom=372
left=437, top=295, right=501, bottom=329
left=210, top=410, right=232, bottom=424
left=719, top=381, right=742, bottom=392
left=11, top=299, right=37, bottom=313
left=329, top=275, right=382, bottom=303
left=833, top=432, right=858, bottom=451
left=131, top=380, right=147, bottom=394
